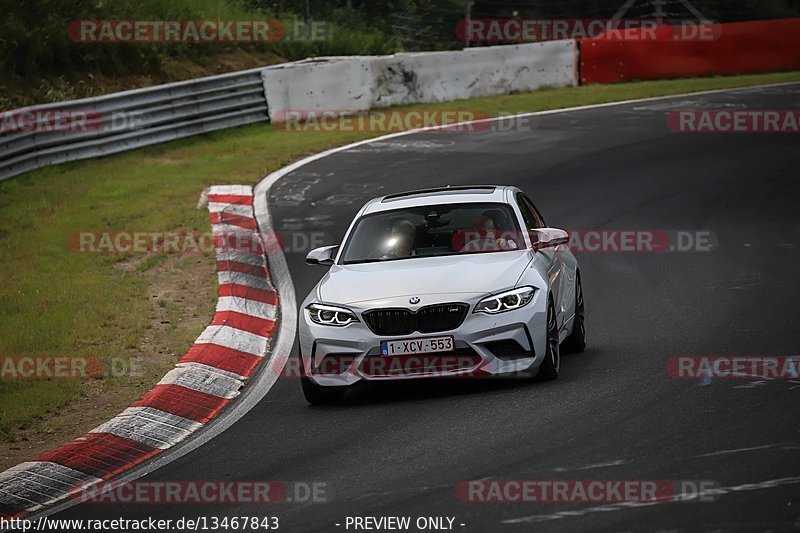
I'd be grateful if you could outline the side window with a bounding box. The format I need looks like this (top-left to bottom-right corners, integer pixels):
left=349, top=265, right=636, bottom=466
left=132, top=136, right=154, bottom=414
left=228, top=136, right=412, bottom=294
left=516, top=193, right=545, bottom=229
left=516, top=193, right=537, bottom=230
left=524, top=196, right=546, bottom=228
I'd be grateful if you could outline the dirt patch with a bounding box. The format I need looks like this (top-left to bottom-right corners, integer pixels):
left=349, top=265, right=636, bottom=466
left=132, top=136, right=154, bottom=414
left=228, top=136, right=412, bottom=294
left=0, top=252, right=216, bottom=472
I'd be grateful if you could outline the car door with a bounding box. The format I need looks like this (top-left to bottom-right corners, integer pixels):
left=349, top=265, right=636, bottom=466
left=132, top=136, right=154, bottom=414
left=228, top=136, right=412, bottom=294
left=516, top=193, right=566, bottom=323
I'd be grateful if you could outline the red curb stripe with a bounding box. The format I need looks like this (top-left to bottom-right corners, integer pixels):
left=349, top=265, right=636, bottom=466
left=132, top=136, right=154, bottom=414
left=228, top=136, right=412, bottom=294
left=218, top=284, right=278, bottom=306
left=212, top=311, right=277, bottom=337
left=181, top=343, right=262, bottom=377
left=208, top=194, right=253, bottom=206
left=209, top=212, right=258, bottom=230
left=132, top=384, right=230, bottom=424
left=36, top=433, right=160, bottom=480
left=216, top=260, right=268, bottom=278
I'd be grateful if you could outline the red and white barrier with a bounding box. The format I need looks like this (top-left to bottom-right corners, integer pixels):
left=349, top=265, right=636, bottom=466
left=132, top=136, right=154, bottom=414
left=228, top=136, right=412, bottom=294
left=580, top=18, right=800, bottom=85
left=0, top=185, right=277, bottom=518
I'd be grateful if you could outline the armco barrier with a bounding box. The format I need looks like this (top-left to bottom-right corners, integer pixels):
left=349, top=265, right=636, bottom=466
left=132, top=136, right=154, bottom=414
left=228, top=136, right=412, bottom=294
left=0, top=185, right=277, bottom=518
left=580, top=18, right=800, bottom=85
left=263, top=41, right=579, bottom=121
left=0, top=41, right=578, bottom=180
left=0, top=69, right=269, bottom=182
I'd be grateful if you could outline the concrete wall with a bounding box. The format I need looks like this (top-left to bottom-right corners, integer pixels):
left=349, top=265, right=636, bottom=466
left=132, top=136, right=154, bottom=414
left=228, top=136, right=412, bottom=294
left=263, top=41, right=578, bottom=122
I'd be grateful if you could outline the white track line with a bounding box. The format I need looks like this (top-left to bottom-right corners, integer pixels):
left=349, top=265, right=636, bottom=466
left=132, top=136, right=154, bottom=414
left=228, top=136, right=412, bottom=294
left=502, top=476, right=800, bottom=524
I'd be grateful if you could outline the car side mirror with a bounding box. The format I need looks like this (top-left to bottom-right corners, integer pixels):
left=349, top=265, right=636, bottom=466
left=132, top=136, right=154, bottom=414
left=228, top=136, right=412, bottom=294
left=306, top=245, right=339, bottom=266
left=529, top=228, right=569, bottom=252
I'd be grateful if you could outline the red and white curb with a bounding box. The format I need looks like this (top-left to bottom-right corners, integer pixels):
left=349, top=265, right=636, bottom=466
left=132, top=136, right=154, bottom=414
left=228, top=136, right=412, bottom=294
left=0, top=185, right=278, bottom=519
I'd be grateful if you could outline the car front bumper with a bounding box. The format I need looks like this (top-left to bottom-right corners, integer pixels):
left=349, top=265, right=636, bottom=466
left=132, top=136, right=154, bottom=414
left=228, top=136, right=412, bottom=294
left=299, top=290, right=549, bottom=387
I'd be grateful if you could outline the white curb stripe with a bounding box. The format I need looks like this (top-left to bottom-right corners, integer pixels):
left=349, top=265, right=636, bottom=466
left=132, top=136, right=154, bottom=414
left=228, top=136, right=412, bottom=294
left=217, top=271, right=272, bottom=290
left=90, top=407, right=202, bottom=450
left=215, top=250, right=267, bottom=267
left=158, top=366, right=245, bottom=399
left=0, top=481, right=54, bottom=504
left=216, top=296, right=276, bottom=320
left=208, top=202, right=254, bottom=217
left=195, top=324, right=269, bottom=357
left=0, top=488, right=39, bottom=510
left=175, top=362, right=247, bottom=381
left=0, top=463, right=99, bottom=494
left=213, top=224, right=256, bottom=235
left=0, top=462, right=101, bottom=510
left=209, top=185, right=253, bottom=196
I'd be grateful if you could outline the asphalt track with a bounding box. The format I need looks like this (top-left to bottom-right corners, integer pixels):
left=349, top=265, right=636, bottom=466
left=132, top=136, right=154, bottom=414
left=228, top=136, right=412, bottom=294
left=54, top=84, right=800, bottom=532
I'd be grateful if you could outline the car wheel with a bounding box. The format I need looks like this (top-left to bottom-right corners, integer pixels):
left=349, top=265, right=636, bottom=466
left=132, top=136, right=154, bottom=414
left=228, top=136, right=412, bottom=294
left=299, top=356, right=346, bottom=405
left=561, top=272, right=587, bottom=354
left=536, top=298, right=560, bottom=381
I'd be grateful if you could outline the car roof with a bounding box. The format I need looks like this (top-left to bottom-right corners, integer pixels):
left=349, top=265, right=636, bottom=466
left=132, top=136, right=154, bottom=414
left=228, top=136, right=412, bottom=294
left=362, top=185, right=519, bottom=215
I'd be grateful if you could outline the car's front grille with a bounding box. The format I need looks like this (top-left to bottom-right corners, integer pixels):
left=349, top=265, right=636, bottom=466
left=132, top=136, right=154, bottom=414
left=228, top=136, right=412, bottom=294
left=362, top=309, right=416, bottom=336
left=362, top=303, right=469, bottom=336
left=416, top=304, right=469, bottom=333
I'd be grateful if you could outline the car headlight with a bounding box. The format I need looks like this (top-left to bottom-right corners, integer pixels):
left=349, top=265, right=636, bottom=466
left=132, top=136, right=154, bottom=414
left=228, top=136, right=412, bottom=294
left=306, top=303, right=360, bottom=326
left=474, top=287, right=536, bottom=314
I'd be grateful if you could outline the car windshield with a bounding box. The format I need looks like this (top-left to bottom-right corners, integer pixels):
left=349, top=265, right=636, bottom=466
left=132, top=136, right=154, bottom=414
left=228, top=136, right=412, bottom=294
left=340, top=203, right=523, bottom=264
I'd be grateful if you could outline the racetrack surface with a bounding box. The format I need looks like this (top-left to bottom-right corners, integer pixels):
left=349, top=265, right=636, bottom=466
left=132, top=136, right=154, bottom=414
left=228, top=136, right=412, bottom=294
left=53, top=84, right=800, bottom=532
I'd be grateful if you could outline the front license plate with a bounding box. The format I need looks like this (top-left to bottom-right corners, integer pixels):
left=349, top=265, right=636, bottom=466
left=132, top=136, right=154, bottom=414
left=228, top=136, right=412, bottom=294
left=381, top=336, right=455, bottom=356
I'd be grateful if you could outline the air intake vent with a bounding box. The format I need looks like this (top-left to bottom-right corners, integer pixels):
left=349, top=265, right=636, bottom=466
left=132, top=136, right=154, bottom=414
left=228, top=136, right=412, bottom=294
left=484, top=340, right=533, bottom=360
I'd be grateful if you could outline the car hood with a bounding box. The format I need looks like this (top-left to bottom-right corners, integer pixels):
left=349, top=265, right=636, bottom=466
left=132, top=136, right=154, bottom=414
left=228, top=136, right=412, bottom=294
left=317, top=251, right=533, bottom=305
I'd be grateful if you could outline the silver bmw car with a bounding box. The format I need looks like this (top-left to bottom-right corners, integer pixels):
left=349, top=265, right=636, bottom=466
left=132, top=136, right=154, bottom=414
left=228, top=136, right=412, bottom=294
left=299, top=185, right=586, bottom=404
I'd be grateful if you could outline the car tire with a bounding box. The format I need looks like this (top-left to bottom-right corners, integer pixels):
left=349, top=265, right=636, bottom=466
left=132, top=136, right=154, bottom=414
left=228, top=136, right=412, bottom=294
left=561, top=271, right=587, bottom=354
left=536, top=298, right=560, bottom=381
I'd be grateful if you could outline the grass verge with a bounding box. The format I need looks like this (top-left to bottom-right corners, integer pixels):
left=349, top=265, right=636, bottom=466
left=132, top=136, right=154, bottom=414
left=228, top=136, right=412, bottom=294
left=0, top=70, right=798, bottom=458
